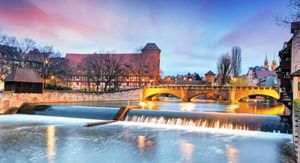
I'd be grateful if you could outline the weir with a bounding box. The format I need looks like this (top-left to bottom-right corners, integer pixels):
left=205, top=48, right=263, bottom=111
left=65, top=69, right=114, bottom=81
left=125, top=110, right=291, bottom=133
left=17, top=104, right=119, bottom=120
left=17, top=104, right=291, bottom=133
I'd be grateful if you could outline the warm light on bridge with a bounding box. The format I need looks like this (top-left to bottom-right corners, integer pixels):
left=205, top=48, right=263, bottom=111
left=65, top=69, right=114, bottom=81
left=142, top=85, right=280, bottom=103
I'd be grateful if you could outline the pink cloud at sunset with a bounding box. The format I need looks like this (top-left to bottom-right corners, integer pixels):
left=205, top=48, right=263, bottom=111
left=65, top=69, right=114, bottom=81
left=0, top=0, right=293, bottom=75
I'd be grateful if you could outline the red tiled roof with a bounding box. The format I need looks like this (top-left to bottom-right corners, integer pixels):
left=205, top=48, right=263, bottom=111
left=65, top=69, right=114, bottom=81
left=66, top=43, right=160, bottom=76
left=65, top=54, right=89, bottom=66
left=65, top=53, right=159, bottom=76
left=65, top=53, right=141, bottom=66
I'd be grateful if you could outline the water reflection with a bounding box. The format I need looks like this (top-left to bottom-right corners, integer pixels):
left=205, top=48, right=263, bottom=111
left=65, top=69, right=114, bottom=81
left=141, top=99, right=286, bottom=115
left=0, top=115, right=293, bottom=163
left=180, top=140, right=194, bottom=163
left=136, top=135, right=154, bottom=153
left=233, top=102, right=285, bottom=115
left=46, top=126, right=56, bottom=163
left=179, top=103, right=196, bottom=111
left=226, top=145, right=239, bottom=163
left=40, top=98, right=287, bottom=116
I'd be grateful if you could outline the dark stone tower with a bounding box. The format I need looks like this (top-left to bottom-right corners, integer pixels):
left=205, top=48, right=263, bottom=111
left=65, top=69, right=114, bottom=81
left=141, top=43, right=161, bottom=85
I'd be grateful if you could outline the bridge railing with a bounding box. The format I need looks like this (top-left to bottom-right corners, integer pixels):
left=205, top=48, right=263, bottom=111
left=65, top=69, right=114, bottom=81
left=145, top=85, right=277, bottom=90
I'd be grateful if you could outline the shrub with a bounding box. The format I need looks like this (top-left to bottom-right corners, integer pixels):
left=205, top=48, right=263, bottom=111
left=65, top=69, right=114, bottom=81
left=45, top=84, right=72, bottom=90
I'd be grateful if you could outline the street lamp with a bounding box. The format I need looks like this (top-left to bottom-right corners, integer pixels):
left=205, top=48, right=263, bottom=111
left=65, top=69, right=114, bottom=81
left=50, top=75, right=57, bottom=90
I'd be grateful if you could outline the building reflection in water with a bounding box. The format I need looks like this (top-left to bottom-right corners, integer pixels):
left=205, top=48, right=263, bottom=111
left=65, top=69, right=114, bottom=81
left=143, top=98, right=286, bottom=115
left=233, top=102, right=285, bottom=115
left=147, top=101, right=154, bottom=110
left=180, top=140, right=194, bottom=163
left=226, top=145, right=239, bottom=163
left=179, top=103, right=196, bottom=111
left=136, top=135, right=154, bottom=153
left=47, top=126, right=56, bottom=163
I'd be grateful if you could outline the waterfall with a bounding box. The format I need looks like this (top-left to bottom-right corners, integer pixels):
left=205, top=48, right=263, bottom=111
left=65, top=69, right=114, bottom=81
left=125, top=110, right=290, bottom=133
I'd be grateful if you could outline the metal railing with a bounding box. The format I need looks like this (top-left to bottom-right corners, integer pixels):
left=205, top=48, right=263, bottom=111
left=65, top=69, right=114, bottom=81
left=145, top=85, right=277, bottom=90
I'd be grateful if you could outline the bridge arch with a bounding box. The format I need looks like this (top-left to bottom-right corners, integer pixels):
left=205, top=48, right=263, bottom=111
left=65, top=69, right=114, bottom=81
left=145, top=93, right=181, bottom=100
left=188, top=92, right=218, bottom=101
left=234, top=92, right=280, bottom=103
left=142, top=85, right=280, bottom=103
left=142, top=89, right=182, bottom=100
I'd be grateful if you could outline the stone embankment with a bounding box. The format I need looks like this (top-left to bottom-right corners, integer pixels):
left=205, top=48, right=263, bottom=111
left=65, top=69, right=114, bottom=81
left=0, top=89, right=141, bottom=114
left=294, top=100, right=300, bottom=163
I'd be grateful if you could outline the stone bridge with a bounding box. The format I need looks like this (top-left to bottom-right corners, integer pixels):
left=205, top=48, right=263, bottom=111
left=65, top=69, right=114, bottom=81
left=141, top=85, right=280, bottom=103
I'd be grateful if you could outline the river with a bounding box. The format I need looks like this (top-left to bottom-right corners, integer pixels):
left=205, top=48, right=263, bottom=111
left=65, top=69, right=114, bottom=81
left=0, top=99, right=295, bottom=163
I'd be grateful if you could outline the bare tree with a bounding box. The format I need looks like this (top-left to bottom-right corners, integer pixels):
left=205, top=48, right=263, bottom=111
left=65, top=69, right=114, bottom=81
left=0, top=33, right=18, bottom=47
left=217, top=53, right=231, bottom=86
left=77, top=60, right=92, bottom=91
left=231, top=46, right=242, bottom=77
left=131, top=50, right=149, bottom=87
left=0, top=33, right=68, bottom=87
left=100, top=53, right=124, bottom=92
left=126, top=47, right=150, bottom=87
left=0, top=44, right=20, bottom=78
left=113, top=73, right=126, bottom=91
left=21, top=38, right=36, bottom=65
left=80, top=52, right=126, bottom=93
left=38, top=47, right=68, bottom=86
left=81, top=54, right=103, bottom=93
left=0, top=47, right=10, bottom=81
left=0, top=33, right=7, bottom=44
left=18, top=38, right=36, bottom=53
left=277, top=0, right=300, bottom=26
left=0, top=34, right=22, bottom=79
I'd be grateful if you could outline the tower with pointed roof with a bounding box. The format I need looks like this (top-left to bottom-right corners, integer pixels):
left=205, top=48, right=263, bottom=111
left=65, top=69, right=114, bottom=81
left=264, top=55, right=269, bottom=70
left=271, top=55, right=277, bottom=71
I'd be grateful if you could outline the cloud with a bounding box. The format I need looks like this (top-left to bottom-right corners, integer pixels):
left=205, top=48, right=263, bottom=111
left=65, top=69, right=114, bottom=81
left=0, top=0, right=292, bottom=75
left=0, top=0, right=97, bottom=41
left=218, top=10, right=272, bottom=46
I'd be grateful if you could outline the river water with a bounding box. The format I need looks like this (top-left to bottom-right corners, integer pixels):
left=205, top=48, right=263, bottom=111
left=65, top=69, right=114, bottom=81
left=40, top=98, right=286, bottom=115
left=0, top=99, right=295, bottom=163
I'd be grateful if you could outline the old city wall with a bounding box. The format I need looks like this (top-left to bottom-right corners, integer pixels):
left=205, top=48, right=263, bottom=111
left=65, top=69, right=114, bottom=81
left=0, top=89, right=142, bottom=114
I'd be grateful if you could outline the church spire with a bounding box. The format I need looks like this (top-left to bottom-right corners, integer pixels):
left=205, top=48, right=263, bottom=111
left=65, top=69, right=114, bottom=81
left=271, top=54, right=277, bottom=71
left=264, top=54, right=269, bottom=70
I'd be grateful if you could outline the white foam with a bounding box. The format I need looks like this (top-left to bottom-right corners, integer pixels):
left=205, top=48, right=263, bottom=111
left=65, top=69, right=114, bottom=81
left=0, top=114, right=293, bottom=140
left=116, top=121, right=293, bottom=139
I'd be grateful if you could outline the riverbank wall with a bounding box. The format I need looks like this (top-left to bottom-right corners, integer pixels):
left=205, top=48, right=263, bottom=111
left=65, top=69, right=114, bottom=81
left=0, top=89, right=142, bottom=114
left=294, top=100, right=300, bottom=163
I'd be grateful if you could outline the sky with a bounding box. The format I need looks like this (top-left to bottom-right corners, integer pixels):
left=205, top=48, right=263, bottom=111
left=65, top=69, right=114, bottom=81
left=0, top=0, right=293, bottom=76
